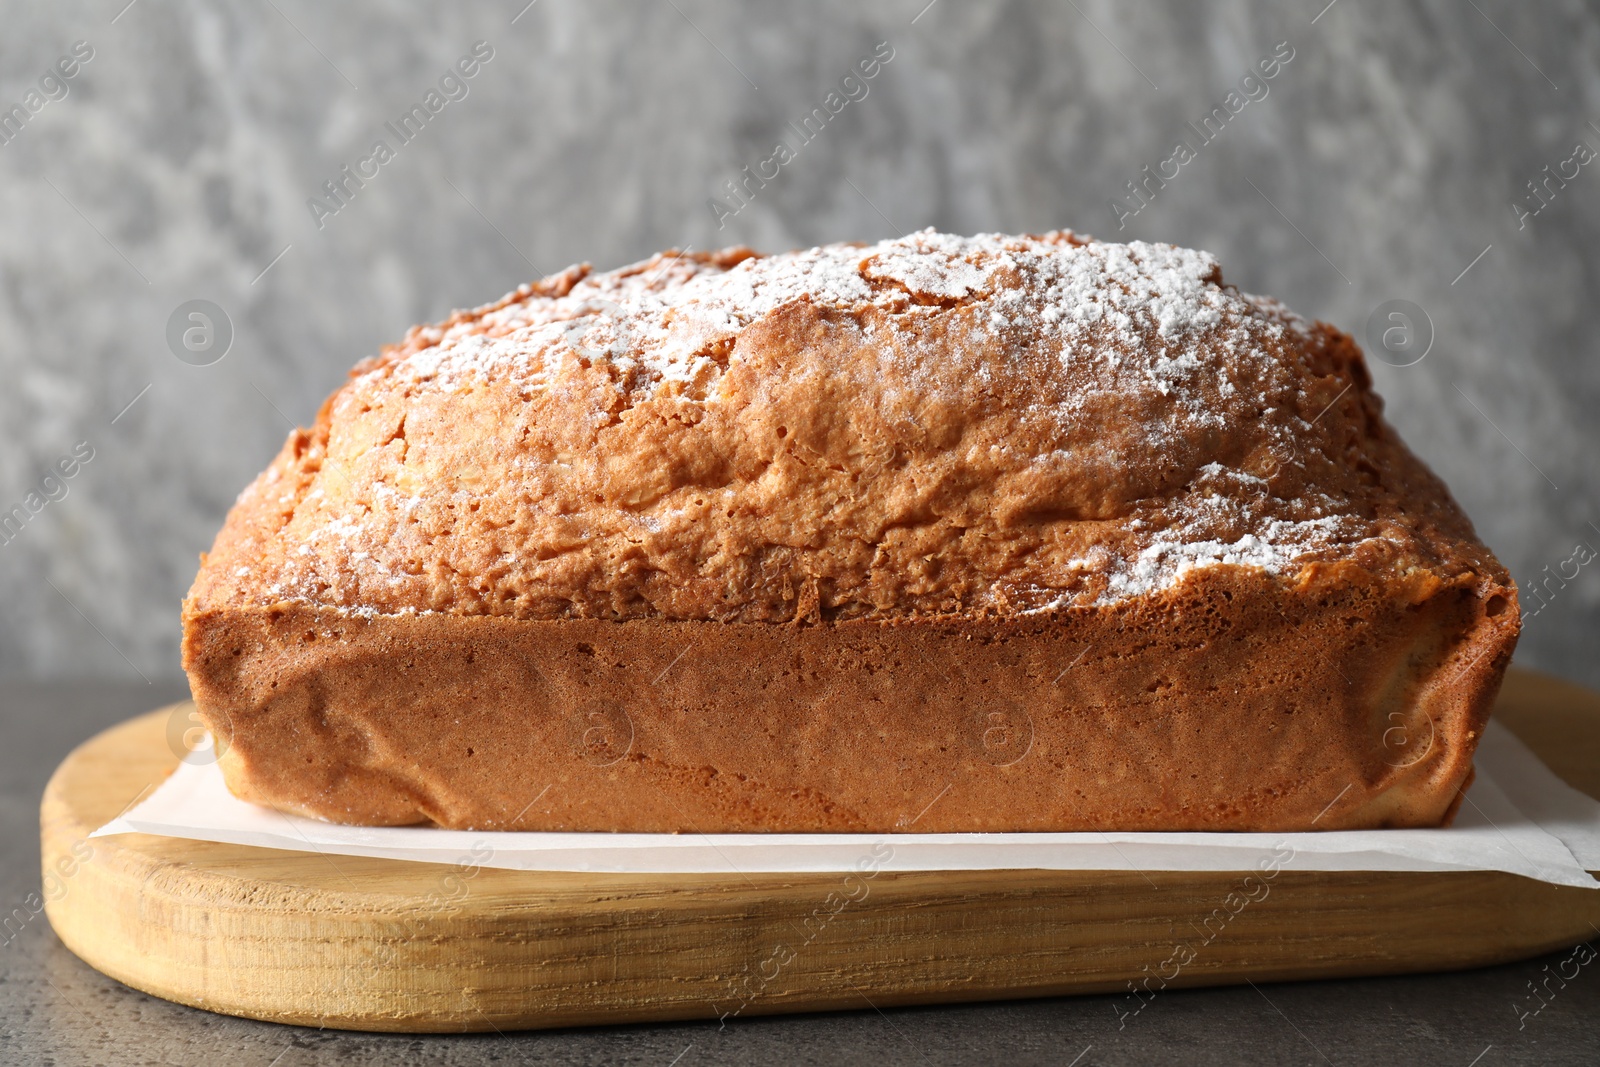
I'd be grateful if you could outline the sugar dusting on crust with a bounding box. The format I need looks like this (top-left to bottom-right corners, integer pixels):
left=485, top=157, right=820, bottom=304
left=193, top=229, right=1463, bottom=623
left=389, top=230, right=1247, bottom=402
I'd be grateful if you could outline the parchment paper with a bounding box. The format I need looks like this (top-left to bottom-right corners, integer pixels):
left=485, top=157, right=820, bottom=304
left=91, top=720, right=1600, bottom=889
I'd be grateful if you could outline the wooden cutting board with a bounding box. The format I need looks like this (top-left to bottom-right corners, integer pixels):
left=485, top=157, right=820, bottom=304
left=40, top=666, right=1600, bottom=1033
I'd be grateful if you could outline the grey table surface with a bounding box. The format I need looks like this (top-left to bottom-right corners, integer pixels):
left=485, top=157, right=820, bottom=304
left=1, top=681, right=1596, bottom=1067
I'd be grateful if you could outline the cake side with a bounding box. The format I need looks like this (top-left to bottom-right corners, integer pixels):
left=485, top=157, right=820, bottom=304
left=182, top=561, right=1516, bottom=832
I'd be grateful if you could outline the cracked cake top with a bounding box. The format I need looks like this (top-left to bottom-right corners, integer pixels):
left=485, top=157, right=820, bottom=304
left=186, top=229, right=1502, bottom=623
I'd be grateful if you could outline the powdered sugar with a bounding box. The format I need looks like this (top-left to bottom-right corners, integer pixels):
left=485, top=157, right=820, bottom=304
left=380, top=230, right=1252, bottom=414
left=1101, top=516, right=1354, bottom=603
left=861, top=229, right=997, bottom=299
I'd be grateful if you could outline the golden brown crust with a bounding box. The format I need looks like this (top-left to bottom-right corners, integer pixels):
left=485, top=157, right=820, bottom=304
left=183, top=230, right=1519, bottom=831
left=183, top=565, right=1516, bottom=832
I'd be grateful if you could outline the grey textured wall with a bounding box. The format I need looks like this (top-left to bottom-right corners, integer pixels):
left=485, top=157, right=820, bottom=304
left=1, top=0, right=1597, bottom=688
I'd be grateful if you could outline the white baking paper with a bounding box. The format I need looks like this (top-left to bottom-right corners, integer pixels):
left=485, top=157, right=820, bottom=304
left=91, top=720, right=1600, bottom=889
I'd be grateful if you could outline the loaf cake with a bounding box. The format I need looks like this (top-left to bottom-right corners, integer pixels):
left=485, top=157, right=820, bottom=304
left=182, top=229, right=1519, bottom=833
